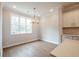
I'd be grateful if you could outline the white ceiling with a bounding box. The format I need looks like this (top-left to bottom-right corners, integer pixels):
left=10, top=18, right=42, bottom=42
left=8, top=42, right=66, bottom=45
left=3, top=2, right=73, bottom=17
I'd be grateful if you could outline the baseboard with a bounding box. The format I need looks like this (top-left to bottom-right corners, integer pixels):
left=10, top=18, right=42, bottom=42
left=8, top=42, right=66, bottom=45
left=3, top=39, right=40, bottom=48
left=41, top=40, right=59, bottom=45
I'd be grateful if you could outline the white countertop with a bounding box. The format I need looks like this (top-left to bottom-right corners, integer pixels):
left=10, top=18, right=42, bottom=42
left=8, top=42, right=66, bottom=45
left=50, top=40, right=79, bottom=57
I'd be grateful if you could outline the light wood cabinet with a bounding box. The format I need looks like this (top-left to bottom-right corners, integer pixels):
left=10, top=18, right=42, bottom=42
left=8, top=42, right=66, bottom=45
left=63, top=9, right=79, bottom=27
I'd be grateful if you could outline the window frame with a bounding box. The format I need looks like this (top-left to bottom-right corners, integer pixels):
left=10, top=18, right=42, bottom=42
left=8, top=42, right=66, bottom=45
left=10, top=13, right=32, bottom=35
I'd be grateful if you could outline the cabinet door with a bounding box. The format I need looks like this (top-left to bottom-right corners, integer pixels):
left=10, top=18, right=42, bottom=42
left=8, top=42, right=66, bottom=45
left=63, top=9, right=79, bottom=27
left=63, top=12, right=74, bottom=27
left=73, top=9, right=79, bottom=27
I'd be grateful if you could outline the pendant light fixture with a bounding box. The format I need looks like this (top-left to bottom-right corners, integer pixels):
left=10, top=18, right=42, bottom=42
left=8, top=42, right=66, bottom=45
left=32, top=8, right=40, bottom=24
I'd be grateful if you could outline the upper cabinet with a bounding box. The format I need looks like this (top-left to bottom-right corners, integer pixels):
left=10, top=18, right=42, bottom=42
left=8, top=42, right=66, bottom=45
left=63, top=3, right=79, bottom=27
left=63, top=9, right=79, bottom=27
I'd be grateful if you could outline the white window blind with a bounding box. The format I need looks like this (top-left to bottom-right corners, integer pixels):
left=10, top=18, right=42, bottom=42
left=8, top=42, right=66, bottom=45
left=11, top=14, right=32, bottom=35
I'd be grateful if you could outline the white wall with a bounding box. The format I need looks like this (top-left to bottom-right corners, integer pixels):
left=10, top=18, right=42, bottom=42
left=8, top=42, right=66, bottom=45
left=40, top=6, right=62, bottom=45
left=0, top=2, right=2, bottom=56
left=3, top=8, right=40, bottom=48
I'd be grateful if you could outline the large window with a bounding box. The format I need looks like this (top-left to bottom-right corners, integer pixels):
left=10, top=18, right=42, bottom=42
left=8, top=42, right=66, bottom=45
left=11, top=14, right=32, bottom=35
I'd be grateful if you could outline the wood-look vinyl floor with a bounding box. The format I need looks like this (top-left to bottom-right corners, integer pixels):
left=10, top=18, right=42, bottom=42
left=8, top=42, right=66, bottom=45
left=3, top=41, right=57, bottom=57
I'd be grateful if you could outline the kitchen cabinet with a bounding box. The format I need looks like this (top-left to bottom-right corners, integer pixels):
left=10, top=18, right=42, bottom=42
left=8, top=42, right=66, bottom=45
left=63, top=9, right=79, bottom=27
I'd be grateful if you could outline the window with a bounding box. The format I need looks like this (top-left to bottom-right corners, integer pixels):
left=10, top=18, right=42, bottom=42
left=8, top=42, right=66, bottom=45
left=11, top=14, right=32, bottom=35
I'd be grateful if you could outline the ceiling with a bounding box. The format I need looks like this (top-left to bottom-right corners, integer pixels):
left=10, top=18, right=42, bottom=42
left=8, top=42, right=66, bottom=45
left=3, top=2, right=75, bottom=17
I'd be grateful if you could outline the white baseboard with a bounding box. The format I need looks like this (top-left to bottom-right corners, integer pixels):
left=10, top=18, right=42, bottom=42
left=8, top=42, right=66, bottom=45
left=42, top=39, right=59, bottom=45
left=3, top=39, right=39, bottom=48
